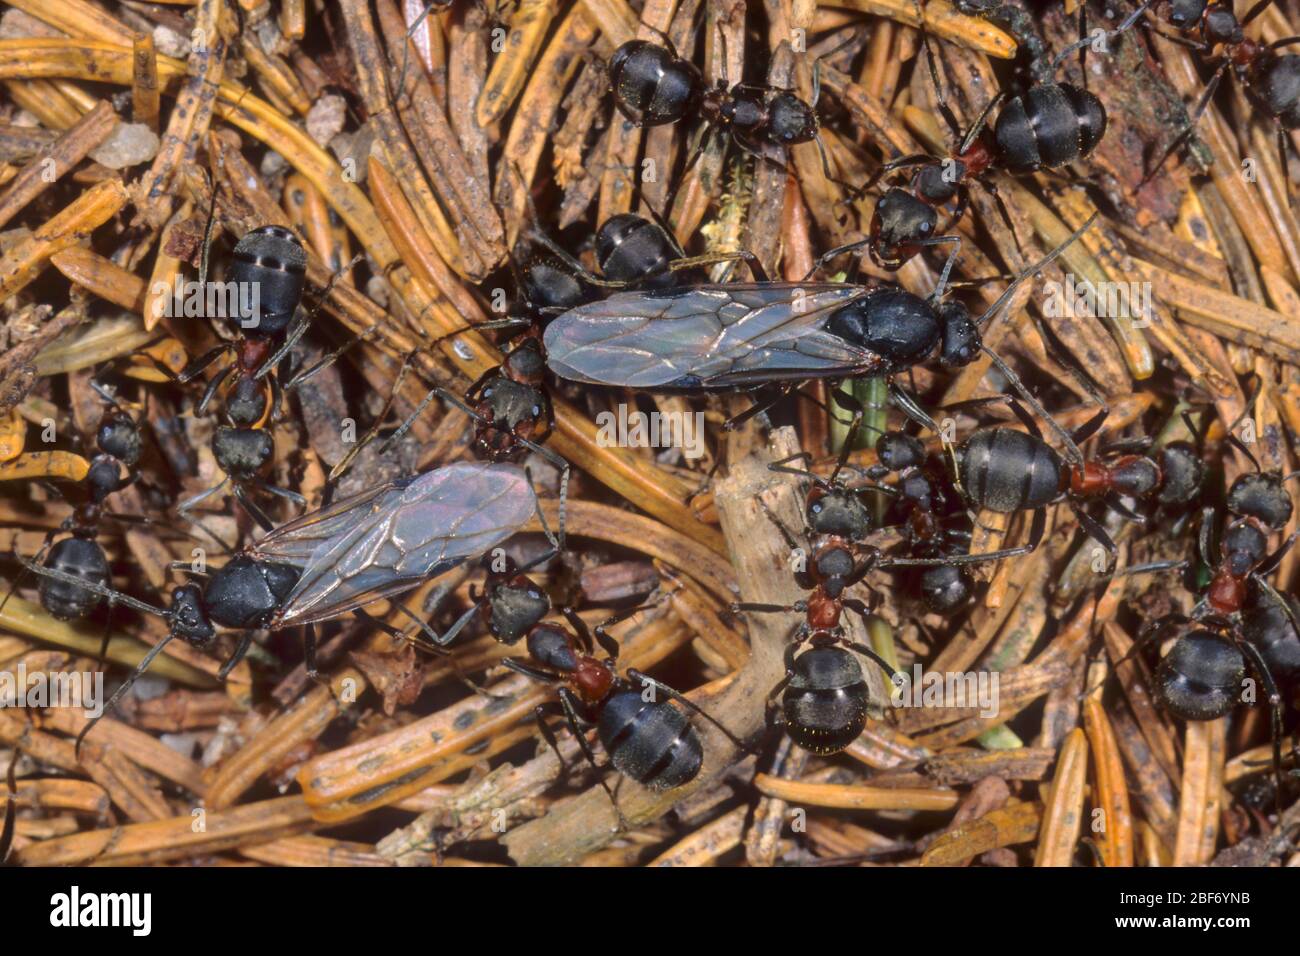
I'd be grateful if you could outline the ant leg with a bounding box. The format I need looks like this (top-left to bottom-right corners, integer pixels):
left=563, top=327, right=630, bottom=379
left=1103, top=492, right=1147, bottom=525
left=76, top=633, right=177, bottom=756
left=722, top=383, right=795, bottom=432
left=173, top=343, right=236, bottom=387
left=979, top=346, right=1086, bottom=465
left=193, top=363, right=236, bottom=415
left=532, top=701, right=571, bottom=775
left=1236, top=638, right=1286, bottom=815
left=1195, top=506, right=1217, bottom=569
left=582, top=605, right=653, bottom=662
left=844, top=155, right=934, bottom=205
left=802, top=237, right=876, bottom=281
left=659, top=249, right=769, bottom=283
left=218, top=630, right=255, bottom=680
left=283, top=324, right=380, bottom=391
left=302, top=623, right=322, bottom=684
left=917, top=18, right=963, bottom=141
left=556, top=686, right=627, bottom=829
left=756, top=497, right=808, bottom=549
left=1071, top=501, right=1118, bottom=555
left=1275, top=126, right=1297, bottom=212
left=430, top=601, right=484, bottom=648
left=1101, top=558, right=1190, bottom=580
left=832, top=633, right=901, bottom=687
left=247, top=478, right=306, bottom=507
left=1099, top=434, right=1153, bottom=456
left=625, top=667, right=754, bottom=753
left=1253, top=531, right=1299, bottom=578
left=879, top=505, right=1047, bottom=565
left=324, top=350, right=425, bottom=494
left=1141, top=61, right=1227, bottom=187
left=232, top=484, right=276, bottom=533
left=733, top=600, right=806, bottom=616
left=768, top=450, right=817, bottom=479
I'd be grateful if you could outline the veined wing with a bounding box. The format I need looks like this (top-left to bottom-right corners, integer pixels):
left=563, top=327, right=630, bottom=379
left=246, top=480, right=412, bottom=566
left=263, top=462, right=535, bottom=627
left=543, top=283, right=883, bottom=389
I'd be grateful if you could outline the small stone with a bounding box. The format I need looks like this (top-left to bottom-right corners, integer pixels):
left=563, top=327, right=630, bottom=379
left=89, top=122, right=161, bottom=169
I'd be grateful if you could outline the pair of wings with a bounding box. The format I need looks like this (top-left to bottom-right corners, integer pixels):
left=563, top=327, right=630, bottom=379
left=245, top=461, right=535, bottom=628
left=542, top=283, right=888, bottom=389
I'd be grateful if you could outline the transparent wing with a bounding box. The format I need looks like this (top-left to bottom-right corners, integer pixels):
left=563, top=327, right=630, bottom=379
left=542, top=283, right=884, bottom=389
left=257, top=462, right=535, bottom=627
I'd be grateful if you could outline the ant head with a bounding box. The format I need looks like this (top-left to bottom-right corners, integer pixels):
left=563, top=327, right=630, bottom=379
left=518, top=247, right=593, bottom=313
left=807, top=485, right=873, bottom=541
left=870, top=188, right=935, bottom=269
left=212, top=427, right=274, bottom=480
left=938, top=301, right=980, bottom=367
left=96, top=410, right=141, bottom=466
left=1220, top=518, right=1270, bottom=577
left=875, top=431, right=926, bottom=473
left=1165, top=0, right=1207, bottom=29
left=170, top=583, right=216, bottom=647
left=1201, top=4, right=1242, bottom=45
left=486, top=574, right=551, bottom=645
left=1156, top=442, right=1206, bottom=507
left=526, top=622, right=580, bottom=673
left=767, top=92, right=818, bottom=145
left=918, top=564, right=972, bottom=613
left=913, top=162, right=961, bottom=205
left=1227, top=471, right=1294, bottom=531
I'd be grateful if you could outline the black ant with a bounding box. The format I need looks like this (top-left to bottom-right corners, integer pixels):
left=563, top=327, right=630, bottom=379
left=730, top=434, right=1019, bottom=753
left=435, top=552, right=748, bottom=821
left=1140, top=0, right=1300, bottom=193
left=0, top=382, right=166, bottom=657
left=608, top=25, right=849, bottom=188
left=1113, top=441, right=1300, bottom=808
left=860, top=4, right=1149, bottom=269
left=164, top=223, right=360, bottom=531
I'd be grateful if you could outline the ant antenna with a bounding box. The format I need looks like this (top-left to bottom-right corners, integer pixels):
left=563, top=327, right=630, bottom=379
left=976, top=212, right=1099, bottom=330
left=1049, top=1, right=1151, bottom=76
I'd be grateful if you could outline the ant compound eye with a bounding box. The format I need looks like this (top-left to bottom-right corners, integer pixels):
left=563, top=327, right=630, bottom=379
left=919, top=221, right=933, bottom=235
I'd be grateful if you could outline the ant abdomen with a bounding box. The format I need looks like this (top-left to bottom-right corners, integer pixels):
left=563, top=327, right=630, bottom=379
left=959, top=428, right=1065, bottom=513
left=1241, top=594, right=1300, bottom=682
left=598, top=690, right=703, bottom=790
left=595, top=214, right=680, bottom=288
left=1254, top=54, right=1300, bottom=128
left=1153, top=630, right=1246, bottom=721
left=609, top=40, right=702, bottom=127
left=226, top=226, right=307, bottom=338
left=783, top=645, right=870, bottom=755
left=994, top=84, right=1106, bottom=173
left=40, top=538, right=110, bottom=621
